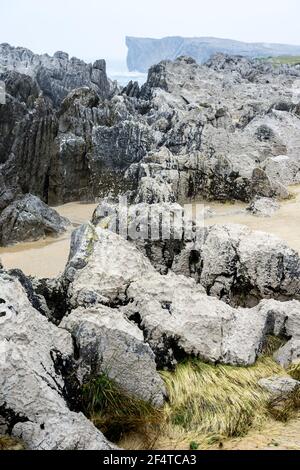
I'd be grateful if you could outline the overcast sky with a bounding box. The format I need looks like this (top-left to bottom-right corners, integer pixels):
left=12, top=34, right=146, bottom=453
left=1, top=0, right=300, bottom=64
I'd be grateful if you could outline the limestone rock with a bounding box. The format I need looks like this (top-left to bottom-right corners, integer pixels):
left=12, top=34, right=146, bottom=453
left=173, top=224, right=300, bottom=306
left=64, top=224, right=154, bottom=308
left=258, top=376, right=300, bottom=396
left=123, top=271, right=271, bottom=368
left=0, top=271, right=113, bottom=450
left=61, top=225, right=300, bottom=369
left=0, top=194, right=70, bottom=246
left=247, top=197, right=280, bottom=217
left=274, top=339, right=300, bottom=368
left=61, top=306, right=166, bottom=406
left=0, top=43, right=111, bottom=106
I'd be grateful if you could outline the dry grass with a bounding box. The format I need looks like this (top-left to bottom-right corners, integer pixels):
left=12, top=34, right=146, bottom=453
left=82, top=373, right=163, bottom=443
left=83, top=353, right=299, bottom=451
left=268, top=388, right=300, bottom=422
left=119, top=357, right=294, bottom=450
left=288, top=363, right=300, bottom=381
left=0, top=436, right=25, bottom=450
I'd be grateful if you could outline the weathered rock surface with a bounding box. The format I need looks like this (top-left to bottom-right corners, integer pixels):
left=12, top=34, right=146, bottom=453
left=59, top=225, right=300, bottom=369
left=173, top=224, right=300, bottom=307
left=92, top=201, right=300, bottom=307
left=246, top=197, right=280, bottom=217
left=0, top=271, right=114, bottom=450
left=274, top=339, right=300, bottom=368
left=64, top=223, right=154, bottom=308
left=60, top=306, right=166, bottom=406
left=0, top=43, right=111, bottom=106
left=0, top=194, right=69, bottom=246
left=123, top=271, right=270, bottom=368
left=258, top=376, right=300, bottom=396
left=1, top=46, right=300, bottom=212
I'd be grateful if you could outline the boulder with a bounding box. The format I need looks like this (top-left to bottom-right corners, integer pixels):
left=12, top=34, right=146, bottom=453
left=0, top=271, right=114, bottom=450
left=0, top=194, right=70, bottom=246
left=123, top=271, right=271, bottom=368
left=274, top=339, right=300, bottom=368
left=173, top=224, right=300, bottom=306
left=64, top=223, right=154, bottom=308
left=246, top=197, right=280, bottom=217
left=61, top=225, right=300, bottom=369
left=60, top=306, right=166, bottom=407
left=258, top=376, right=300, bottom=396
left=92, top=202, right=300, bottom=307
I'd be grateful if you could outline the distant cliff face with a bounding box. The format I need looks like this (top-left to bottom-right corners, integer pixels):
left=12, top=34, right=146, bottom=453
left=126, top=36, right=300, bottom=72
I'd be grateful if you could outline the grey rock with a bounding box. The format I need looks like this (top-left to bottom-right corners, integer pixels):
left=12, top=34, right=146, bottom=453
left=258, top=376, right=300, bottom=396
left=247, top=197, right=280, bottom=217
left=0, top=271, right=114, bottom=450
left=274, top=339, right=300, bottom=368
left=0, top=194, right=70, bottom=246
left=92, top=201, right=300, bottom=307
left=173, top=224, right=300, bottom=307
left=60, top=225, right=300, bottom=369
left=0, top=43, right=111, bottom=106
left=64, top=224, right=154, bottom=308
left=2, top=44, right=300, bottom=230
left=60, top=306, right=166, bottom=406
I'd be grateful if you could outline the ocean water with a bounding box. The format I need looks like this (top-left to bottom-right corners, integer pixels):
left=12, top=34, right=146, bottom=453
left=108, top=70, right=147, bottom=87
left=106, top=59, right=147, bottom=87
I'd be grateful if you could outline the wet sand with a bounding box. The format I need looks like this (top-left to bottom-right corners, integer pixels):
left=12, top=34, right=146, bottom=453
left=1, top=186, right=300, bottom=279
left=0, top=202, right=98, bottom=278
left=204, top=184, right=300, bottom=254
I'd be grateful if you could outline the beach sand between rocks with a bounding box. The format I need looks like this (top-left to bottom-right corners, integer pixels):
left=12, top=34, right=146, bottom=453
left=1, top=185, right=300, bottom=279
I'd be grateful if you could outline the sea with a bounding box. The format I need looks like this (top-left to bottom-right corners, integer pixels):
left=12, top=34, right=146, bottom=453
left=106, top=59, right=147, bottom=87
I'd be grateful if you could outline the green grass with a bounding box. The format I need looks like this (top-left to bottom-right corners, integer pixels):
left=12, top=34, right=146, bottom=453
left=260, top=56, right=300, bottom=66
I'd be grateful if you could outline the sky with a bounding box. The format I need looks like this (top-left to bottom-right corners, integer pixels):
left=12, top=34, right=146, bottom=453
left=1, top=0, right=300, bottom=67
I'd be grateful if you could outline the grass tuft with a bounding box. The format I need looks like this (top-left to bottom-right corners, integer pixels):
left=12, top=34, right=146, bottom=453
left=261, top=336, right=287, bottom=357
left=288, top=363, right=300, bottom=381
left=120, top=357, right=293, bottom=449
left=160, top=358, right=283, bottom=445
left=267, top=388, right=300, bottom=422
left=82, top=373, right=163, bottom=443
left=83, top=358, right=299, bottom=450
left=0, top=436, right=25, bottom=450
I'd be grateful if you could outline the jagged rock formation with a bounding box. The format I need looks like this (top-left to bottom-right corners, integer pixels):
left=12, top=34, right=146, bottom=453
left=0, top=43, right=111, bottom=106
left=1, top=46, right=300, bottom=224
left=56, top=224, right=300, bottom=369
left=56, top=225, right=300, bottom=370
left=1, top=43, right=300, bottom=449
left=125, top=56, right=300, bottom=204
left=0, top=194, right=69, bottom=246
left=92, top=200, right=300, bottom=307
left=0, top=271, right=114, bottom=450
left=1, top=220, right=300, bottom=447
left=126, top=36, right=300, bottom=72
